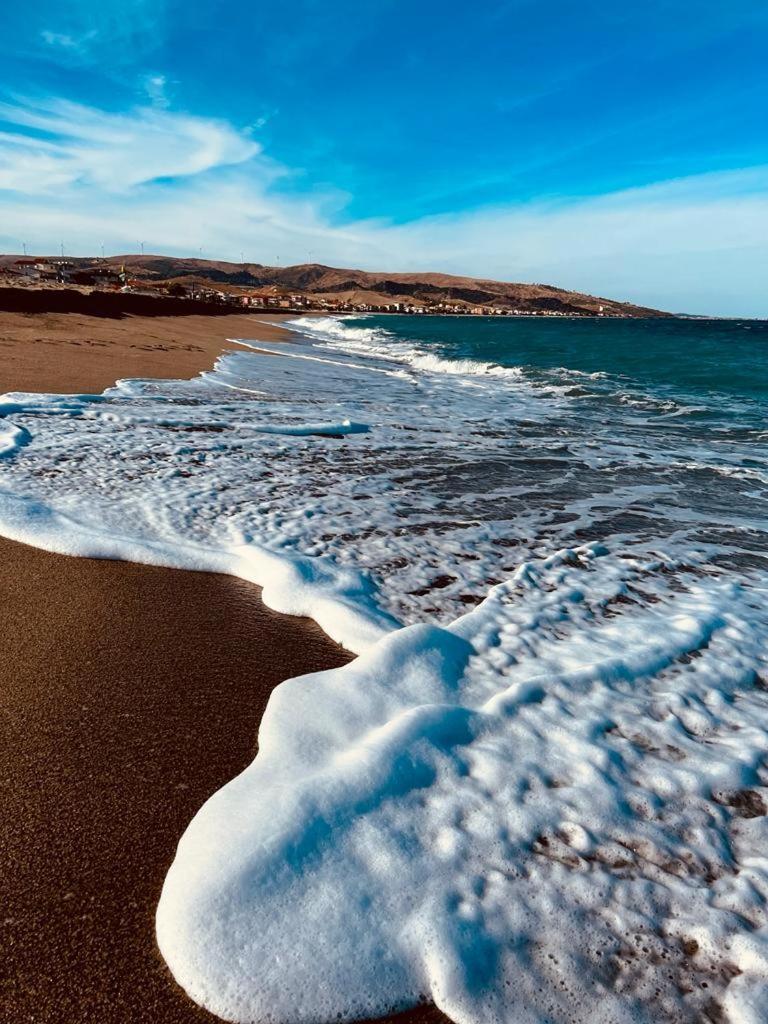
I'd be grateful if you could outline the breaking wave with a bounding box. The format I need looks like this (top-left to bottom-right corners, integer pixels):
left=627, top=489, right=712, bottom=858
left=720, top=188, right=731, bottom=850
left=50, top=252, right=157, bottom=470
left=0, top=314, right=767, bottom=1024
left=289, top=316, right=525, bottom=380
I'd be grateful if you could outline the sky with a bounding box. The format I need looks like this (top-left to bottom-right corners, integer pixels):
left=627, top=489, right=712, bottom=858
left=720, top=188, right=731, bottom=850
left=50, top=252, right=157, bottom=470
left=0, top=0, right=767, bottom=315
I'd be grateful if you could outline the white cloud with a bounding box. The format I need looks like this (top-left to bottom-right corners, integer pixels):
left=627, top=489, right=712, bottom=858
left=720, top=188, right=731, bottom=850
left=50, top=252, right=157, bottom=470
left=0, top=98, right=261, bottom=192
left=142, top=74, right=171, bottom=109
left=40, top=28, right=98, bottom=52
left=0, top=96, right=766, bottom=316
left=28, top=0, right=167, bottom=69
left=383, top=170, right=768, bottom=314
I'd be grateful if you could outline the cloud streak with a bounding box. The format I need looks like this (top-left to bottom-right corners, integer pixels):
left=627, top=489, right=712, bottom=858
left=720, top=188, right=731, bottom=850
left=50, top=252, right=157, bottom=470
left=0, top=96, right=766, bottom=316
left=32, top=0, right=166, bottom=68
left=40, top=29, right=99, bottom=53
left=0, top=98, right=261, bottom=192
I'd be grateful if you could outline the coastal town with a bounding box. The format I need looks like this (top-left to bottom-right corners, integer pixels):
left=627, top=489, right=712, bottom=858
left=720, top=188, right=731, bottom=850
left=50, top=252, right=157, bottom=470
left=0, top=255, right=622, bottom=317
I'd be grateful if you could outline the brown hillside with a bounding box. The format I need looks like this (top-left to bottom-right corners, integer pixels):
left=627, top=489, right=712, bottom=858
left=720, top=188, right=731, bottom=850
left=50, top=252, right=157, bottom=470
left=0, top=254, right=671, bottom=317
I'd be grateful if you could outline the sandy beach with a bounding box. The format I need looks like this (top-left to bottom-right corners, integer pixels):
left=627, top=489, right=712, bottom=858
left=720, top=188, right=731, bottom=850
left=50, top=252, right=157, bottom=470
left=0, top=310, right=445, bottom=1024
left=0, top=309, right=293, bottom=394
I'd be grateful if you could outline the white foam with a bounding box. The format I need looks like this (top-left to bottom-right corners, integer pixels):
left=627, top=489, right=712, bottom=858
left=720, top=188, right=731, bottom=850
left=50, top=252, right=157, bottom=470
left=157, top=545, right=768, bottom=1024
left=0, top=422, right=29, bottom=458
left=0, top=487, right=395, bottom=652
left=288, top=316, right=524, bottom=381
left=0, top=323, right=766, bottom=1023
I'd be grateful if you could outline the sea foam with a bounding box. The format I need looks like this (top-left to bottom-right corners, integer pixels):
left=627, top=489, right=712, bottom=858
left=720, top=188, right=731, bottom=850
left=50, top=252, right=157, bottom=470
left=157, top=544, right=768, bottom=1024
left=0, top=317, right=766, bottom=1022
left=289, top=316, right=525, bottom=380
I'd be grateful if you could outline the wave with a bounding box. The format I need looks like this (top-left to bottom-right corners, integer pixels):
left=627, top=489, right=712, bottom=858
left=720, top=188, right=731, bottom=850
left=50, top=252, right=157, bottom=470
left=288, top=316, right=524, bottom=380
left=288, top=315, right=391, bottom=347
left=158, top=542, right=768, bottom=1024
left=0, top=322, right=767, bottom=1024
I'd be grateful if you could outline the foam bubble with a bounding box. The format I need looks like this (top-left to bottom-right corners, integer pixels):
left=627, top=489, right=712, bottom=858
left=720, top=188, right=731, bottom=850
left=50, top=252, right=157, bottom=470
left=288, top=316, right=524, bottom=381
left=0, top=319, right=765, bottom=1023
left=158, top=547, right=768, bottom=1024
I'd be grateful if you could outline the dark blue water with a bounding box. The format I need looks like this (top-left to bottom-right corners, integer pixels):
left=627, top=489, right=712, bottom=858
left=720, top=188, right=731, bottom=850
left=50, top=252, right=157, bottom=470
left=350, top=315, right=768, bottom=402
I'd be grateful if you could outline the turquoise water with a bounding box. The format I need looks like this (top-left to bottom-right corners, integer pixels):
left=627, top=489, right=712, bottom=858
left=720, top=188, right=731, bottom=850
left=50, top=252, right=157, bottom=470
left=3, top=312, right=767, bottom=1021
left=288, top=312, right=767, bottom=583
left=353, top=315, right=768, bottom=402
left=1, top=311, right=767, bottom=1024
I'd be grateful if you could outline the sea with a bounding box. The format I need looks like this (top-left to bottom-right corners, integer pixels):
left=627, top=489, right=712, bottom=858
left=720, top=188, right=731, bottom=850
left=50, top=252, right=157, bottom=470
left=2, top=314, right=767, bottom=1024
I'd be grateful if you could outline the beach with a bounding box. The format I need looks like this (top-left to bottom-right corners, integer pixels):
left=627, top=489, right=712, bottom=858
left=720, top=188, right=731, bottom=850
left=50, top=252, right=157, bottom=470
left=2, top=308, right=767, bottom=1024
left=1, top=538, right=352, bottom=1022
left=0, top=2, right=761, bottom=1017
left=0, top=309, right=293, bottom=394
left=0, top=309, right=446, bottom=1023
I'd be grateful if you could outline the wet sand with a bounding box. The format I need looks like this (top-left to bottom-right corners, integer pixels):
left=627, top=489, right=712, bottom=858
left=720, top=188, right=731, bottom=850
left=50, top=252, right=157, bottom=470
left=0, top=310, right=447, bottom=1024
left=1, top=540, right=353, bottom=1022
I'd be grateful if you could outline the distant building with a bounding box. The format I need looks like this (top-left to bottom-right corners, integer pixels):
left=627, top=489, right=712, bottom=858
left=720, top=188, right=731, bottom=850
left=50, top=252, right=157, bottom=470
left=14, top=259, right=41, bottom=279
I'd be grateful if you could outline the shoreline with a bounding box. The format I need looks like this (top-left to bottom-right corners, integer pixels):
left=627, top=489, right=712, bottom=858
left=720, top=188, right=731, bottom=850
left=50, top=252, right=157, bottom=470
left=0, top=309, right=445, bottom=1023
left=1, top=538, right=353, bottom=1022
left=0, top=309, right=297, bottom=394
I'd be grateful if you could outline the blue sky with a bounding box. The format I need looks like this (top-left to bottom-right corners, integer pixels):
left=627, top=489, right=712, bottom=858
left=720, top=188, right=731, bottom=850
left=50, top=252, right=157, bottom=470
left=0, top=0, right=767, bottom=315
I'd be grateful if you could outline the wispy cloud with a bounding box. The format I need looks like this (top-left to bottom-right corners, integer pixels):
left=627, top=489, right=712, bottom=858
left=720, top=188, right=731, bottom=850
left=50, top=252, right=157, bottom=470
left=386, top=171, right=768, bottom=314
left=11, top=0, right=168, bottom=70
left=0, top=97, right=261, bottom=192
left=0, top=96, right=766, bottom=316
left=40, top=28, right=99, bottom=54
left=141, top=74, right=171, bottom=109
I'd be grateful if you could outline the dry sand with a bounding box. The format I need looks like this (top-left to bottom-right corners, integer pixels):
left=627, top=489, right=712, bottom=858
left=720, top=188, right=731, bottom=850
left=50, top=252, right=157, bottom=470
left=0, top=310, right=447, bottom=1024
left=0, top=309, right=293, bottom=393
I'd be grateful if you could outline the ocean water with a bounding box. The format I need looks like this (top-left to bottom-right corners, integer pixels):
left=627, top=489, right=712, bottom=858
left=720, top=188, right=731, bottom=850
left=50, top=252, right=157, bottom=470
left=347, top=314, right=768, bottom=399
left=2, top=315, right=768, bottom=1024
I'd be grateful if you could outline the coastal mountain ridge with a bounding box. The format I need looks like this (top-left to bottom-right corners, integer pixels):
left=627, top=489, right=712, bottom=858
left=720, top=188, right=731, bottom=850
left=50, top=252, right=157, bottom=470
left=0, top=254, right=671, bottom=317
left=110, top=255, right=670, bottom=316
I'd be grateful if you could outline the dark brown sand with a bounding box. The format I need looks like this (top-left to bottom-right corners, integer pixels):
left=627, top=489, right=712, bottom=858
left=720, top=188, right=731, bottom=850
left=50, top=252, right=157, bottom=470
left=0, top=311, right=448, bottom=1024
left=0, top=540, right=354, bottom=1022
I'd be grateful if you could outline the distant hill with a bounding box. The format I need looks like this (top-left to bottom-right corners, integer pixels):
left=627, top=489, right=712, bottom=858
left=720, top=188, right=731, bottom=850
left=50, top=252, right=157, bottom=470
left=0, top=254, right=671, bottom=317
